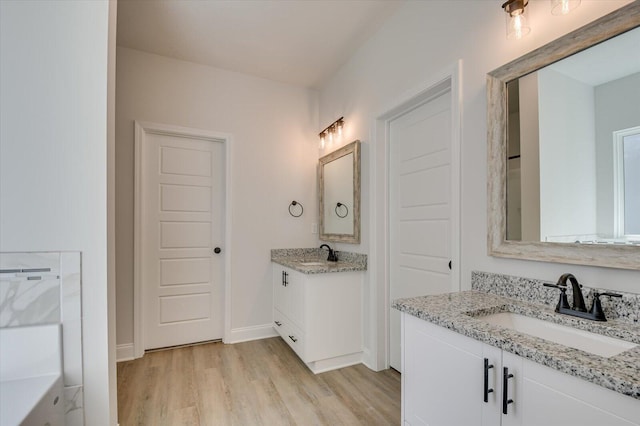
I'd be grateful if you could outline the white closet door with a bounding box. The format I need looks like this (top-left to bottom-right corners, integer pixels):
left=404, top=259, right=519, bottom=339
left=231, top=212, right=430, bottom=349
left=389, top=91, right=454, bottom=371
left=140, top=130, right=224, bottom=350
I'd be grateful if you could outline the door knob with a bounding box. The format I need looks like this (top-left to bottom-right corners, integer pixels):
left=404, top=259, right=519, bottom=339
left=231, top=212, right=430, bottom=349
left=214, top=247, right=222, bottom=254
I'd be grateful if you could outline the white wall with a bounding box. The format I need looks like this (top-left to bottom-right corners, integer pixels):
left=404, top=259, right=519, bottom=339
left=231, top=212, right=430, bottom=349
left=0, top=1, right=115, bottom=424
left=116, top=47, right=319, bottom=346
left=317, top=0, right=639, bottom=369
left=595, top=72, right=640, bottom=236
left=538, top=68, right=597, bottom=240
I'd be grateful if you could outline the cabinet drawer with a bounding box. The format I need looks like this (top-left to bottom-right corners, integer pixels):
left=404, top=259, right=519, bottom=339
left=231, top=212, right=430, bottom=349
left=273, top=308, right=288, bottom=338
left=274, top=308, right=305, bottom=359
left=284, top=321, right=305, bottom=360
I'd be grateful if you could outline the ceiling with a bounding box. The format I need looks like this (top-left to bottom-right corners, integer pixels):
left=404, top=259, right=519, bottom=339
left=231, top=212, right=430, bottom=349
left=116, top=0, right=404, bottom=88
left=548, top=26, right=640, bottom=87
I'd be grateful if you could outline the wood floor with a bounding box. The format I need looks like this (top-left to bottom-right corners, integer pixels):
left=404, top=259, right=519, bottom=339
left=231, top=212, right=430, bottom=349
left=117, top=337, right=401, bottom=425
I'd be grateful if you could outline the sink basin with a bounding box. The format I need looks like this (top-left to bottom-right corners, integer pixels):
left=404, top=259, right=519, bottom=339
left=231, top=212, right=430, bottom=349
left=478, top=312, right=637, bottom=358
left=299, top=261, right=326, bottom=266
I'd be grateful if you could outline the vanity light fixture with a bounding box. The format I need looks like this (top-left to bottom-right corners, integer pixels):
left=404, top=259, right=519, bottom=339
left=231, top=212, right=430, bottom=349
left=502, top=0, right=531, bottom=40
left=318, top=117, right=344, bottom=148
left=551, top=0, right=580, bottom=15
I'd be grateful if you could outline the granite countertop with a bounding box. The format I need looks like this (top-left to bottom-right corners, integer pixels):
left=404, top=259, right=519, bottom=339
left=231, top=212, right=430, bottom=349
left=393, top=291, right=640, bottom=400
left=271, top=248, right=367, bottom=274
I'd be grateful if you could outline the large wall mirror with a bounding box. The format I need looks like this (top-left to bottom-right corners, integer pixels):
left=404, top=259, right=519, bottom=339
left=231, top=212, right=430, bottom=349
left=319, top=140, right=361, bottom=243
left=487, top=4, right=640, bottom=270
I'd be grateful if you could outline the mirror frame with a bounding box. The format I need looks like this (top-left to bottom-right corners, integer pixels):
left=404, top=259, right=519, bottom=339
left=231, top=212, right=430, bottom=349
left=487, top=4, right=640, bottom=270
left=319, top=140, right=361, bottom=244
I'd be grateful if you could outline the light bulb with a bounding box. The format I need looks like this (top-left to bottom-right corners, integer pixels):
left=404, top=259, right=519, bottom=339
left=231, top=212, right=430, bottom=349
left=551, top=0, right=580, bottom=15
left=505, top=9, right=530, bottom=39
left=320, top=133, right=326, bottom=148
left=513, top=14, right=523, bottom=38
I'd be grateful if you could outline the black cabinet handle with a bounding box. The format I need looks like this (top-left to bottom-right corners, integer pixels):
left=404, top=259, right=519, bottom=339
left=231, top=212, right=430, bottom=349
left=284, top=271, right=288, bottom=287
left=274, top=321, right=282, bottom=327
left=483, top=358, right=494, bottom=403
left=288, top=335, right=297, bottom=343
left=502, top=367, right=514, bottom=415
left=282, top=271, right=285, bottom=286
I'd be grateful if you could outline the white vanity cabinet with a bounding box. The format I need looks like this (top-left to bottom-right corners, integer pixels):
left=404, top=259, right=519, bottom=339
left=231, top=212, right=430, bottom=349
left=272, top=264, right=363, bottom=374
left=402, top=313, right=640, bottom=426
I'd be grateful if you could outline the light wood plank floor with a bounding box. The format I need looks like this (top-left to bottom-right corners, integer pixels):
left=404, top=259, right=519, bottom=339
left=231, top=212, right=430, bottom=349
left=117, top=337, right=401, bottom=425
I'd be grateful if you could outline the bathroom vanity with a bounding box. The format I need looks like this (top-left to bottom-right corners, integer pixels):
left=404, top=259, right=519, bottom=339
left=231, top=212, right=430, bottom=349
left=271, top=248, right=366, bottom=373
left=393, top=272, right=640, bottom=426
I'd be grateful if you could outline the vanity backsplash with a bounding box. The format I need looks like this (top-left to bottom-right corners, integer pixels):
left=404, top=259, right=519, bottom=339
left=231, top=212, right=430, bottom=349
left=472, top=271, right=640, bottom=324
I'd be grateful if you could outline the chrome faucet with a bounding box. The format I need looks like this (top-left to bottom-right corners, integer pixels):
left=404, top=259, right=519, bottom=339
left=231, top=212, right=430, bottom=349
left=319, top=244, right=338, bottom=262
left=543, top=273, right=621, bottom=321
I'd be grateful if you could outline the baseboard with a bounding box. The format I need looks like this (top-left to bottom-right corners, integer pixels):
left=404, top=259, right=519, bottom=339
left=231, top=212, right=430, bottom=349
left=306, top=352, right=363, bottom=374
left=361, top=347, right=375, bottom=371
left=225, top=323, right=278, bottom=344
left=116, top=343, right=135, bottom=362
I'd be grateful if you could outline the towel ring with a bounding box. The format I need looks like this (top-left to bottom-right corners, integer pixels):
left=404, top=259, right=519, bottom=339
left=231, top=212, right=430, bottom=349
left=289, top=200, right=303, bottom=217
left=335, top=202, right=349, bottom=218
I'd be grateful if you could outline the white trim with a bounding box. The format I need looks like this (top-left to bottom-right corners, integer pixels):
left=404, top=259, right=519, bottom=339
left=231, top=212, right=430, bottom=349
left=133, top=121, right=233, bottom=359
left=369, top=61, right=463, bottom=371
left=225, top=324, right=278, bottom=344
left=116, top=344, right=135, bottom=362
left=613, top=125, right=640, bottom=238
left=223, top=133, right=234, bottom=344
left=305, top=352, right=362, bottom=374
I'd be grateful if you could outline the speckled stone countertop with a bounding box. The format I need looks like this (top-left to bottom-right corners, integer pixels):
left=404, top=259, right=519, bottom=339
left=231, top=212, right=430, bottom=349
left=393, top=290, right=640, bottom=400
left=271, top=248, right=367, bottom=274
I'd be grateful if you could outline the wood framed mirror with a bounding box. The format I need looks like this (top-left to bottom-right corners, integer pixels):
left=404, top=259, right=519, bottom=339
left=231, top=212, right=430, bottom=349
left=319, top=140, right=361, bottom=244
left=487, top=3, right=640, bottom=270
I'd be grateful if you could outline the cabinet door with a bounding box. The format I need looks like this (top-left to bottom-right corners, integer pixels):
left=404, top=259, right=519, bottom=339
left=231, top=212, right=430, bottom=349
left=272, top=265, right=304, bottom=328
left=403, top=313, right=490, bottom=426
left=517, top=357, right=640, bottom=426
left=273, top=265, right=286, bottom=314
left=285, top=268, right=304, bottom=329
left=501, top=351, right=523, bottom=426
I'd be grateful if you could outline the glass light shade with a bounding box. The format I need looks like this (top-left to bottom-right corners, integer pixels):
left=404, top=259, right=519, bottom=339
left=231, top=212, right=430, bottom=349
left=551, top=0, right=581, bottom=15
left=505, top=9, right=531, bottom=40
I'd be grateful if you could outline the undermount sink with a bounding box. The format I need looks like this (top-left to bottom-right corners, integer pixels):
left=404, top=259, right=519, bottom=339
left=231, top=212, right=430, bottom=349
left=299, top=261, right=326, bottom=266
left=478, top=312, right=637, bottom=358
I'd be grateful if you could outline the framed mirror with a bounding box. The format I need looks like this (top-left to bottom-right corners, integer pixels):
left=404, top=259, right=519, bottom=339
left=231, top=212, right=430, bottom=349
left=319, top=140, right=361, bottom=244
left=487, top=4, right=640, bottom=270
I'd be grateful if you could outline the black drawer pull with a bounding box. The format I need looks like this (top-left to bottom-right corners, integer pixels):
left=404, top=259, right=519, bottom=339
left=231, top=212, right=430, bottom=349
left=274, top=321, right=282, bottom=326
left=288, top=335, right=297, bottom=343
left=502, top=367, right=514, bottom=415
left=483, top=358, right=494, bottom=403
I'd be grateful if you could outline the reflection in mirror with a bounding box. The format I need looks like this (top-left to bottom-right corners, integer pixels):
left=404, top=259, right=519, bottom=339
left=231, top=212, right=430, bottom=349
left=505, top=26, right=640, bottom=245
left=323, top=152, right=354, bottom=234
left=319, top=140, right=361, bottom=244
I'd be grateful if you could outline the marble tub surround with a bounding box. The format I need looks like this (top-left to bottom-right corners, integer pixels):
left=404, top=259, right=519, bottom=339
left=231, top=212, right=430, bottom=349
left=271, top=248, right=367, bottom=274
left=0, top=252, right=61, bottom=327
left=472, top=270, right=640, bottom=324
left=393, top=291, right=640, bottom=399
left=0, top=251, right=84, bottom=426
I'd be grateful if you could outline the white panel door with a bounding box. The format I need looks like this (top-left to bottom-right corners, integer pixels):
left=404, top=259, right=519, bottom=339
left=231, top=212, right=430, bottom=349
left=141, top=131, right=224, bottom=350
left=390, top=91, right=455, bottom=371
